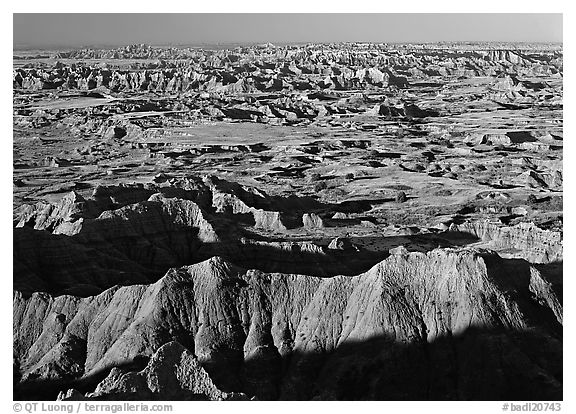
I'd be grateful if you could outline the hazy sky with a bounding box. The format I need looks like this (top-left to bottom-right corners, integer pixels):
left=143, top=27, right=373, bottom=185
left=13, top=13, right=563, bottom=49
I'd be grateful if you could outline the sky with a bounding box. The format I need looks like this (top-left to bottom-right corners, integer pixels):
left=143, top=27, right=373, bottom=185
left=13, top=13, right=562, bottom=49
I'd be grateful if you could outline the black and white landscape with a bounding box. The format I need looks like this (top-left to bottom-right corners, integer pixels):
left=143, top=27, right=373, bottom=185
left=12, top=13, right=563, bottom=401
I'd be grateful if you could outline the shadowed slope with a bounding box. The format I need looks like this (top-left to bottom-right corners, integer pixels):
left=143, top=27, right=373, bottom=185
left=14, top=248, right=562, bottom=400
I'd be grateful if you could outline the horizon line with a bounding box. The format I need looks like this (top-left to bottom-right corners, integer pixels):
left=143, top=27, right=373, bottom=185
left=13, top=40, right=565, bottom=51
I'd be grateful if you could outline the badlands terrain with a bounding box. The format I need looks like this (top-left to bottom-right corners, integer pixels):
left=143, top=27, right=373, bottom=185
left=13, top=42, right=562, bottom=400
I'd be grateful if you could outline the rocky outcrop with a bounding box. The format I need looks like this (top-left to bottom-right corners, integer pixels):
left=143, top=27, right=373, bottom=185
left=234, top=238, right=369, bottom=277
left=13, top=192, right=222, bottom=295
left=302, top=213, right=324, bottom=229
left=528, top=266, right=562, bottom=324
left=13, top=174, right=563, bottom=297
left=14, top=248, right=562, bottom=400
left=453, top=220, right=562, bottom=263
left=203, top=175, right=303, bottom=231
left=83, top=342, right=244, bottom=400
left=14, top=44, right=562, bottom=95
left=14, top=191, right=98, bottom=234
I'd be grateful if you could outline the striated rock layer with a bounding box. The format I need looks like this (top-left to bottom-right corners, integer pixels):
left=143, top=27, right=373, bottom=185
left=14, top=248, right=562, bottom=400
left=453, top=220, right=562, bottom=264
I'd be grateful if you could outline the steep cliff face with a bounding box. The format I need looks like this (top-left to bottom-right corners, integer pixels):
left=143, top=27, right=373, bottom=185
left=14, top=248, right=562, bottom=400
left=453, top=220, right=562, bottom=263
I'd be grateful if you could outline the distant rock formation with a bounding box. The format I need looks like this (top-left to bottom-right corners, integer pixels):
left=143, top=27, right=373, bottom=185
left=453, top=220, right=562, bottom=263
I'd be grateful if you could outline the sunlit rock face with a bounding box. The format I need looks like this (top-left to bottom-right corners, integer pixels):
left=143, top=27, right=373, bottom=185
left=14, top=248, right=562, bottom=400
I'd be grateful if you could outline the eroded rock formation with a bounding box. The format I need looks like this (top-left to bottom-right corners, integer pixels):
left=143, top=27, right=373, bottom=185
left=14, top=247, right=562, bottom=400
left=13, top=41, right=563, bottom=401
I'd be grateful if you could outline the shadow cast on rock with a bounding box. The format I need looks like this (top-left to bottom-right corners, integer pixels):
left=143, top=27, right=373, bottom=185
left=14, top=326, right=562, bottom=401
left=14, top=224, right=485, bottom=297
